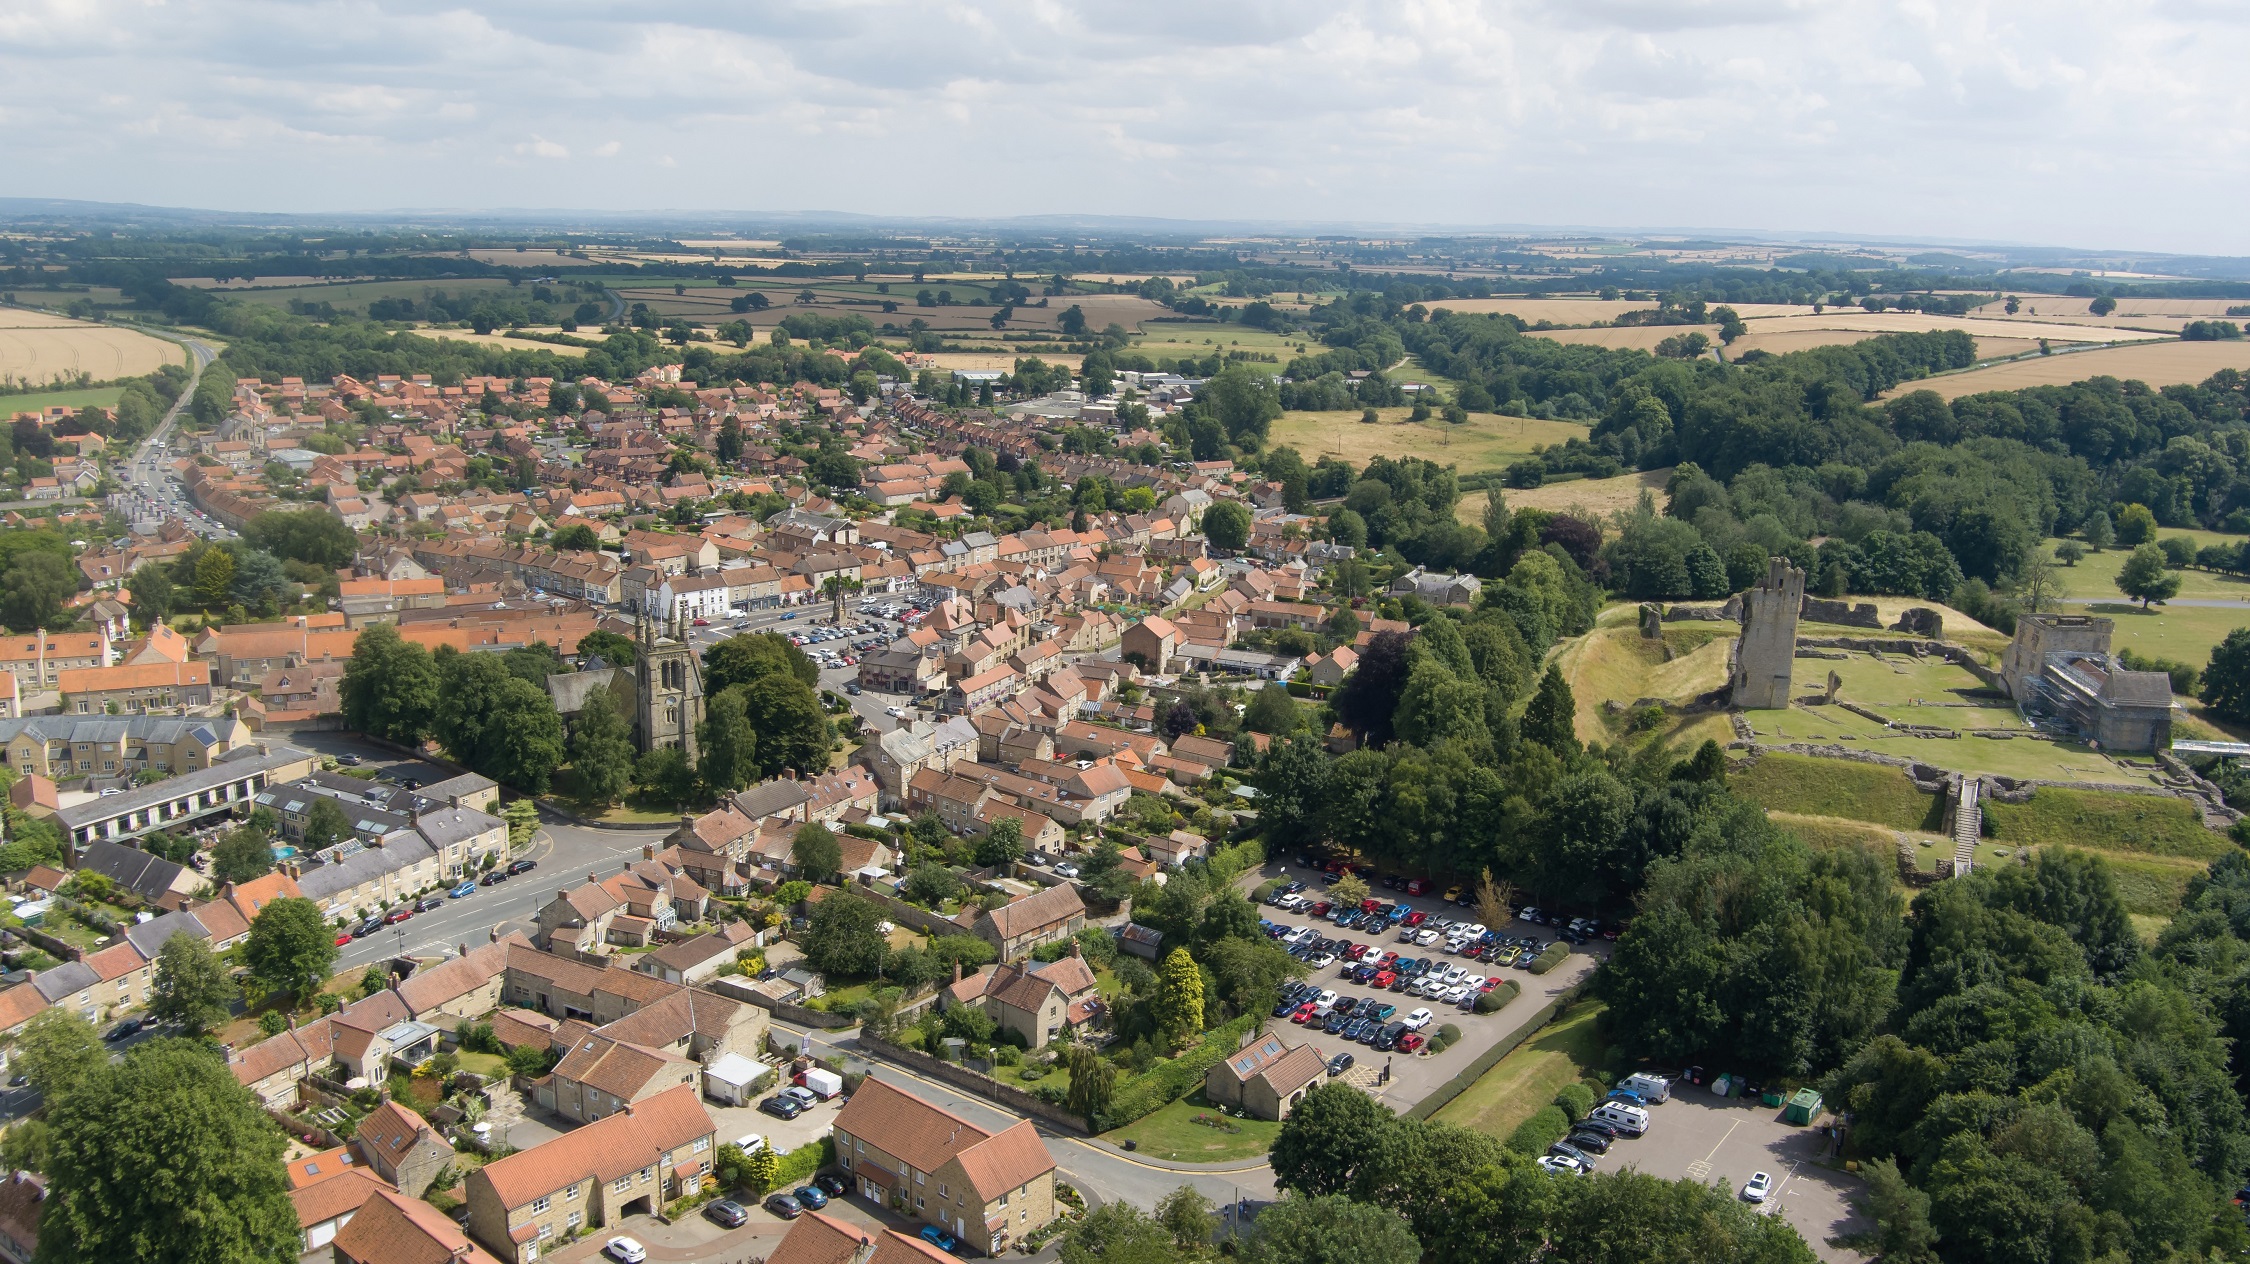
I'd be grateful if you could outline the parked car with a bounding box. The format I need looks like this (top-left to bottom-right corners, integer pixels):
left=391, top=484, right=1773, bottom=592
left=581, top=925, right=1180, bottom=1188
left=449, top=881, right=477, bottom=898
left=1741, top=1172, right=1772, bottom=1203
left=812, top=1173, right=846, bottom=1197
left=1327, top=1051, right=1355, bottom=1076
left=415, top=895, right=444, bottom=912
left=352, top=916, right=382, bottom=938
left=704, top=1199, right=749, bottom=1228
left=480, top=870, right=508, bottom=886
left=383, top=908, right=413, bottom=925
left=1374, top=1022, right=1407, bottom=1051
left=334, top=931, right=353, bottom=946
left=1548, top=1140, right=1596, bottom=1169
left=794, top=1185, right=828, bottom=1210
left=1538, top=1154, right=1587, bottom=1176
left=1402, top=1007, right=1435, bottom=1030
left=759, top=1095, right=804, bottom=1120
left=336, top=753, right=363, bottom=766
left=506, top=858, right=537, bottom=875
left=920, top=1225, right=959, bottom=1251
left=1398, top=1031, right=1427, bottom=1053
left=765, top=1194, right=805, bottom=1219
left=605, top=1238, right=647, bottom=1264
left=104, top=1018, right=142, bottom=1042
left=1565, top=1130, right=1613, bottom=1155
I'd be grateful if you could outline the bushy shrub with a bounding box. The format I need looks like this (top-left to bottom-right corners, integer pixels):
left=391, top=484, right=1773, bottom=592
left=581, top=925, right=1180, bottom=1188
left=1100, top=1014, right=1258, bottom=1129
left=1437, top=1024, right=1462, bottom=1045
left=1472, top=981, right=1520, bottom=1014
left=1506, top=1105, right=1572, bottom=1155
left=1528, top=943, right=1570, bottom=975
left=1554, top=1082, right=1596, bottom=1121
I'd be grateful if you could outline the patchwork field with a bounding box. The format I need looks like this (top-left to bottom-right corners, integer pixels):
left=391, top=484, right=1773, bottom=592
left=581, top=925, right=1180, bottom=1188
left=1416, top=298, right=1812, bottom=323
left=613, top=283, right=1171, bottom=336
left=0, top=309, right=184, bottom=386
left=1458, top=469, right=1672, bottom=525
left=1129, top=326, right=1311, bottom=362
left=1887, top=339, right=2250, bottom=400
left=1270, top=409, right=1583, bottom=475
left=1743, top=310, right=2164, bottom=347
left=195, top=277, right=526, bottom=313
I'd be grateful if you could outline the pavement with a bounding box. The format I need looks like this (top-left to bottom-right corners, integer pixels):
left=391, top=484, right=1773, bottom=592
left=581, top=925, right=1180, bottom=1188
left=1605, top=1089, right=1868, bottom=1262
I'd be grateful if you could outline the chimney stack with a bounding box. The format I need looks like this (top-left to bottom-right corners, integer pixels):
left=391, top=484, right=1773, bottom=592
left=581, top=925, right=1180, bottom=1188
left=953, top=960, right=962, bottom=984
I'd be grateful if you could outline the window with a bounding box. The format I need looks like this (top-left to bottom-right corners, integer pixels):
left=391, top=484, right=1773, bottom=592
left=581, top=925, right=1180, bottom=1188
left=692, top=1137, right=709, bottom=1153
left=916, top=1196, right=925, bottom=1209
left=613, top=1176, right=632, bottom=1194
left=530, top=1196, right=550, bottom=1215
left=938, top=1184, right=948, bottom=1200
left=536, top=1223, right=553, bottom=1241
left=566, top=1183, right=581, bottom=1201
left=565, top=1211, right=581, bottom=1230
left=639, top=1167, right=652, bottom=1183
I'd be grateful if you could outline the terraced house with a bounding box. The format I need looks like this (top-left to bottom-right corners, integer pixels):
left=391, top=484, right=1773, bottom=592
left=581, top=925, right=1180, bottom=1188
left=0, top=714, right=248, bottom=779
left=829, top=1078, right=1058, bottom=1256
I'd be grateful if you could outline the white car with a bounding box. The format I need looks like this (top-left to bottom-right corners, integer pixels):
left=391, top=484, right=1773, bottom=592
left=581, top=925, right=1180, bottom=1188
left=1460, top=975, right=1487, bottom=992
left=1402, top=1007, right=1435, bottom=1030
left=1312, top=989, right=1339, bottom=1011
left=733, top=1132, right=767, bottom=1154
left=606, top=1238, right=647, bottom=1264
left=1054, top=863, right=1080, bottom=878
left=1440, top=964, right=1467, bottom=985
left=1443, top=984, right=1474, bottom=1005
left=1414, top=929, right=1440, bottom=947
left=1538, top=1154, right=1587, bottom=1176
left=1307, top=953, right=1336, bottom=969
left=1741, top=1172, right=1772, bottom=1204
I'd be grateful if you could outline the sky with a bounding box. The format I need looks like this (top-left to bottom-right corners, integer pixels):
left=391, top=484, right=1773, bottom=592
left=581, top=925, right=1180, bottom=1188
left=3, top=0, right=2248, bottom=254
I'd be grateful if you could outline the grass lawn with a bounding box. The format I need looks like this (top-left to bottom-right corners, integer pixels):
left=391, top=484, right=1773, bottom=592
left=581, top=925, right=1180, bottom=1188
left=1731, top=752, right=1945, bottom=832
left=2050, top=532, right=2250, bottom=602
left=0, top=385, right=127, bottom=415
left=1102, top=1091, right=1280, bottom=1163
left=1768, top=811, right=1904, bottom=854
left=1433, top=1001, right=1611, bottom=1140
left=458, top=1051, right=510, bottom=1079
left=1553, top=621, right=1735, bottom=743
left=1267, top=408, right=1584, bottom=477
left=1981, top=786, right=2228, bottom=861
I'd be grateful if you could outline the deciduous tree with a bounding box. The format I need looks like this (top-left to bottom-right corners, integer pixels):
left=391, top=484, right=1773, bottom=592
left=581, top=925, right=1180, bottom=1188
left=242, top=897, right=337, bottom=1007
left=149, top=934, right=236, bottom=1036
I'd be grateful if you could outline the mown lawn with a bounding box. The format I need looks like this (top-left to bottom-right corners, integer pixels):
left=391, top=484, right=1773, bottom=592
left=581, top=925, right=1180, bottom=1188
left=1432, top=1001, right=1610, bottom=1141
left=1982, top=786, right=2228, bottom=860
left=1730, top=752, right=1945, bottom=832
left=1102, top=1091, right=1280, bottom=1163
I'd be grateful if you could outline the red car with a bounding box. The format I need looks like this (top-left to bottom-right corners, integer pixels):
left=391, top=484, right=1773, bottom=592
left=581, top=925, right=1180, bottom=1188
left=1308, top=901, right=1332, bottom=917
left=1372, top=970, right=1397, bottom=990
left=1290, top=1002, right=1320, bottom=1025
left=1405, top=879, right=1428, bottom=896
left=692, top=618, right=710, bottom=626
left=1359, top=898, right=1381, bottom=914
left=1374, top=951, right=1399, bottom=969
left=1321, top=860, right=1344, bottom=875
left=383, top=908, right=413, bottom=925
left=333, top=932, right=353, bottom=946
left=1398, top=1031, right=1427, bottom=1053
left=1404, top=911, right=1428, bottom=927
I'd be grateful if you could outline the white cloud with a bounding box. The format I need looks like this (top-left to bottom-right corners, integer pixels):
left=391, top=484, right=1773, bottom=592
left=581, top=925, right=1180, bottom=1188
left=0, top=0, right=2242, bottom=252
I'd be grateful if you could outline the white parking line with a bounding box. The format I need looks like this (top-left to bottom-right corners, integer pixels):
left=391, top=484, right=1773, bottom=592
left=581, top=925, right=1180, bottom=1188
left=1700, top=1119, right=1742, bottom=1162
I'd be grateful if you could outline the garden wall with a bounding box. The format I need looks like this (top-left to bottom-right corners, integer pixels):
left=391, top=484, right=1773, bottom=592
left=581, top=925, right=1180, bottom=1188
left=858, top=1032, right=1091, bottom=1134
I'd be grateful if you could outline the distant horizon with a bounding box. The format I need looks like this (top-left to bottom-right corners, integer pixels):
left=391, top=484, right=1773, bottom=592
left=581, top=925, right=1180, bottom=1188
left=0, top=195, right=2239, bottom=274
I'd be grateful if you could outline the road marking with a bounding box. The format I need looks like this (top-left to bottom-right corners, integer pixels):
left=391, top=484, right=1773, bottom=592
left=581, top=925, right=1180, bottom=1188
left=1684, top=1160, right=1711, bottom=1182
left=1701, top=1119, right=1742, bottom=1161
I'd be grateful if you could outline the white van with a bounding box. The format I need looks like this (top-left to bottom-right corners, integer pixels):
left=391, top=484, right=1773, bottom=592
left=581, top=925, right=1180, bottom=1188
left=1620, top=1073, right=1672, bottom=1104
left=1587, top=1103, right=1650, bottom=1137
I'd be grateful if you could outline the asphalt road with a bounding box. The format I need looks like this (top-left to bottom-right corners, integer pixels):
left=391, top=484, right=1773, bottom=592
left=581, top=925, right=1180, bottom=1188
left=278, top=731, right=676, bottom=971
left=112, top=336, right=234, bottom=541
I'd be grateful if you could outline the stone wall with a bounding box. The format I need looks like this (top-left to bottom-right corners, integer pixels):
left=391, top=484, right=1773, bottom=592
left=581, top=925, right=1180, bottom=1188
left=856, top=1032, right=1091, bottom=1134
left=1800, top=598, right=1881, bottom=629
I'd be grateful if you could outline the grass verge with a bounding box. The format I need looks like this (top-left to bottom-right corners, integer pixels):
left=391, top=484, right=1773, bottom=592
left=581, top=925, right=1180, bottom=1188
left=1101, top=1091, right=1281, bottom=1163
left=1730, top=752, right=1944, bottom=832
left=1431, top=1000, right=1609, bottom=1140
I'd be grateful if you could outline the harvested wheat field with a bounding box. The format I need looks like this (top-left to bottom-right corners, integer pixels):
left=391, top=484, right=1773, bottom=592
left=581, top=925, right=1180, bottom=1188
left=1740, top=310, right=2159, bottom=346
left=1887, top=339, right=2250, bottom=400
left=0, top=310, right=183, bottom=386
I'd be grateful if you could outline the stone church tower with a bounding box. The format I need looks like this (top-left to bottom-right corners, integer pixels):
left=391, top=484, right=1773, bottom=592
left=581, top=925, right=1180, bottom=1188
left=634, top=610, right=705, bottom=761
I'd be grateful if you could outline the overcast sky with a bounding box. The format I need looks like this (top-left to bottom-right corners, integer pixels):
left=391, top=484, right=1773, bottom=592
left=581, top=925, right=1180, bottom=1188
left=4, top=0, right=2246, bottom=254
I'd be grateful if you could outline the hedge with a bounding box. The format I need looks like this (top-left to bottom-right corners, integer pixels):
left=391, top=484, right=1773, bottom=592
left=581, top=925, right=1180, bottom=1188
left=1507, top=1105, right=1572, bottom=1156
left=771, top=1135, right=835, bottom=1190
left=1253, top=878, right=1287, bottom=902
left=1405, top=981, right=1589, bottom=1122
left=1473, top=981, right=1521, bottom=1014
left=1100, top=1014, right=1261, bottom=1130
left=1528, top=943, right=1571, bottom=975
left=1554, top=1082, right=1596, bottom=1121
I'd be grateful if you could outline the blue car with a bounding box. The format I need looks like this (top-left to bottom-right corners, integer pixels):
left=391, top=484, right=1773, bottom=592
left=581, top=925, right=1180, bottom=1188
left=920, top=1225, right=958, bottom=1252
left=794, top=1184, right=828, bottom=1210
left=449, top=881, right=477, bottom=899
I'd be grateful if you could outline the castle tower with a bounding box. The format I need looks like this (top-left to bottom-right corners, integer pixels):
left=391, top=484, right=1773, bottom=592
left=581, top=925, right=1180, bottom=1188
left=635, top=607, right=705, bottom=760
left=1731, top=557, right=1804, bottom=710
